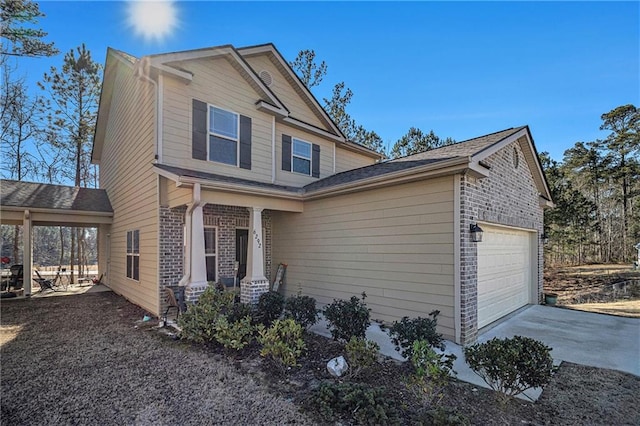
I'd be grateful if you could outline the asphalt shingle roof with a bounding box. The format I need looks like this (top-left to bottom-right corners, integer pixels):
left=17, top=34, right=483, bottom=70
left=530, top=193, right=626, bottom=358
left=0, top=180, right=113, bottom=213
left=392, top=126, right=526, bottom=162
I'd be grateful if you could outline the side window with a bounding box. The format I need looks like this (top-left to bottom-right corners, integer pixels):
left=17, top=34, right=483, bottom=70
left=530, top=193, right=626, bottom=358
left=292, top=138, right=312, bottom=175
left=209, top=106, right=239, bottom=166
left=204, top=226, right=217, bottom=282
left=126, top=230, right=139, bottom=281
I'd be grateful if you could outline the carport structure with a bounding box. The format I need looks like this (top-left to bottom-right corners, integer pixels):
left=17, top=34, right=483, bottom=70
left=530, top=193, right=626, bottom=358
left=0, top=180, right=113, bottom=296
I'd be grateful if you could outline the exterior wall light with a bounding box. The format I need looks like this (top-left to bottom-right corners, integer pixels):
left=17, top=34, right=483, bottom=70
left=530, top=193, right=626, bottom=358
left=470, top=223, right=483, bottom=242
left=542, top=232, right=549, bottom=245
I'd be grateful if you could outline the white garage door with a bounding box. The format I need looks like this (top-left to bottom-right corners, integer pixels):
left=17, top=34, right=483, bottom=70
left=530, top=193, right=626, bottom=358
left=477, top=225, right=533, bottom=329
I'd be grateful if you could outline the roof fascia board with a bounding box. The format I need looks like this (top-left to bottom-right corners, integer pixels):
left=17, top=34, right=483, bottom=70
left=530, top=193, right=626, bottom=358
left=471, top=127, right=528, bottom=161
left=238, top=44, right=345, bottom=138
left=304, top=157, right=471, bottom=200
left=471, top=126, right=553, bottom=201
left=1, top=206, right=113, bottom=218
left=282, top=117, right=345, bottom=142
left=176, top=176, right=303, bottom=201
left=256, top=100, right=288, bottom=117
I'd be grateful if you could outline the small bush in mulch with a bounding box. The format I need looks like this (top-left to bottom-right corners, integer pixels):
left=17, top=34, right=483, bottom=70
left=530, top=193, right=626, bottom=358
left=323, top=292, right=371, bottom=341
left=284, top=294, right=319, bottom=329
left=464, top=335, right=554, bottom=403
left=257, top=318, right=306, bottom=372
left=255, top=291, right=285, bottom=326
left=389, top=310, right=445, bottom=358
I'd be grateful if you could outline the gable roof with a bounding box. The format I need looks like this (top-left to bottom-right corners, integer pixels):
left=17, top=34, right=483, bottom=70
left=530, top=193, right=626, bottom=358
left=391, top=126, right=552, bottom=201
left=1, top=180, right=113, bottom=213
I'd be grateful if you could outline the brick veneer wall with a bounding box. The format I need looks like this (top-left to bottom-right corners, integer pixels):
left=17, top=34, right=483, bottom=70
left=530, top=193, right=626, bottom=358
left=458, top=140, right=544, bottom=344
left=158, top=204, right=272, bottom=314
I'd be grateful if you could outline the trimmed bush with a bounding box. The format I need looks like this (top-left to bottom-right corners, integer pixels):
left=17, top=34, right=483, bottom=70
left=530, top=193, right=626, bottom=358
left=463, top=336, right=554, bottom=401
left=323, top=293, right=370, bottom=342
left=178, top=286, right=235, bottom=343
left=284, top=295, right=319, bottom=329
left=314, top=382, right=399, bottom=425
left=390, top=311, right=445, bottom=358
left=257, top=318, right=306, bottom=371
left=214, top=316, right=254, bottom=350
left=345, top=337, right=379, bottom=378
left=256, top=291, right=285, bottom=325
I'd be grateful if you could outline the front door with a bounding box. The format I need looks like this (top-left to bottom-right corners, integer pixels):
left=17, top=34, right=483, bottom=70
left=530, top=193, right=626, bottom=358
left=236, top=229, right=248, bottom=280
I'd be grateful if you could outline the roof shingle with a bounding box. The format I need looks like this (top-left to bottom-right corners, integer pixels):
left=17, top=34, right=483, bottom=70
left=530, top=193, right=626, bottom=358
left=0, top=180, right=113, bottom=213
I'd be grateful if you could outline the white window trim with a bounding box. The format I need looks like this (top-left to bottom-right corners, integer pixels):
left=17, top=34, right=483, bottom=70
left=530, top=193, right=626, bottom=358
left=204, top=225, right=218, bottom=283
left=291, top=137, right=312, bottom=176
left=126, top=229, right=139, bottom=282
left=207, top=104, right=240, bottom=167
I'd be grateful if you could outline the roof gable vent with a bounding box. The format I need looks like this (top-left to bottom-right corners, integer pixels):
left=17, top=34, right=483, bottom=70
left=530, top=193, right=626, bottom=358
left=259, top=70, right=273, bottom=87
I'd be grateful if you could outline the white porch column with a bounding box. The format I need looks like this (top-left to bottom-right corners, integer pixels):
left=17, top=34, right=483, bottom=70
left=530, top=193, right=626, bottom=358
left=183, top=183, right=208, bottom=303
left=241, top=207, right=269, bottom=304
left=23, top=210, right=32, bottom=296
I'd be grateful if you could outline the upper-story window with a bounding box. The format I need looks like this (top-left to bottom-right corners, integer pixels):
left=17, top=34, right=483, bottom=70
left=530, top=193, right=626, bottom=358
left=292, top=138, right=312, bottom=175
left=209, top=106, right=239, bottom=166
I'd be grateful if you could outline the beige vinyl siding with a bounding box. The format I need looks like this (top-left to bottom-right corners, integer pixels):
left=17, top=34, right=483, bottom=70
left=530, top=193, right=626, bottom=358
left=161, top=57, right=273, bottom=183
left=243, top=54, right=326, bottom=130
left=274, top=124, right=334, bottom=187
left=99, top=61, right=160, bottom=315
left=335, top=147, right=378, bottom=173
left=272, top=176, right=456, bottom=339
left=159, top=176, right=192, bottom=208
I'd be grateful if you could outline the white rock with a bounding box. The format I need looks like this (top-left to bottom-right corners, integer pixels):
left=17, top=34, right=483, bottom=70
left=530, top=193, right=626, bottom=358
left=327, top=356, right=349, bottom=377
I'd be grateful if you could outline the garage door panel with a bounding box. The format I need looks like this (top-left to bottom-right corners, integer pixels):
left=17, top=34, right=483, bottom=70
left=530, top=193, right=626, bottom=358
left=477, top=225, right=532, bottom=329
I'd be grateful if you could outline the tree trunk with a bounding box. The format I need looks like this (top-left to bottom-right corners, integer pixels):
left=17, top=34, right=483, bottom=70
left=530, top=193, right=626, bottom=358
left=70, top=227, right=75, bottom=284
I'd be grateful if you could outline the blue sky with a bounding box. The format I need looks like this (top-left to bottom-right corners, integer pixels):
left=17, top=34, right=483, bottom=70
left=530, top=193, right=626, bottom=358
left=18, top=1, right=640, bottom=161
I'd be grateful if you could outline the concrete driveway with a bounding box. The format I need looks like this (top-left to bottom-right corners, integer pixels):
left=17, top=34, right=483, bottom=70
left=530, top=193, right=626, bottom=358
left=445, top=305, right=640, bottom=399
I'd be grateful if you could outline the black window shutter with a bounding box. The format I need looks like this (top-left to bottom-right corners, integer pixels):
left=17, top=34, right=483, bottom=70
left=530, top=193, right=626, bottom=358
left=239, top=115, right=252, bottom=170
left=282, top=134, right=292, bottom=171
left=312, top=144, right=320, bottom=178
left=192, top=99, right=207, bottom=160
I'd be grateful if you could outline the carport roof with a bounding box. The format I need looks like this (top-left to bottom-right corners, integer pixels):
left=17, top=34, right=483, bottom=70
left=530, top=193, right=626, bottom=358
left=0, top=180, right=113, bottom=213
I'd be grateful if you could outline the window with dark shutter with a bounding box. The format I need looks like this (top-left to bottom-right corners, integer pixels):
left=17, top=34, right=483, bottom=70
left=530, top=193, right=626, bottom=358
left=282, top=134, right=292, bottom=171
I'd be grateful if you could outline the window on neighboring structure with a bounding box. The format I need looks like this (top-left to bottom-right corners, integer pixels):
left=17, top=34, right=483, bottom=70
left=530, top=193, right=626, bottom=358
left=126, top=230, right=139, bottom=281
left=292, top=138, right=312, bottom=175
left=204, top=226, right=217, bottom=282
left=209, top=106, right=239, bottom=166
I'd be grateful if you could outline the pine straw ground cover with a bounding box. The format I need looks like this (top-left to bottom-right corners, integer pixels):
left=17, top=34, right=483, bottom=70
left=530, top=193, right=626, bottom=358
left=2, top=292, right=639, bottom=425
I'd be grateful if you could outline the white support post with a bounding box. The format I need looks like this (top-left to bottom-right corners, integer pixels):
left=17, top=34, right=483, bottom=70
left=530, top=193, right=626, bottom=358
left=23, top=210, right=32, bottom=296
left=183, top=183, right=208, bottom=303
left=241, top=207, right=269, bottom=304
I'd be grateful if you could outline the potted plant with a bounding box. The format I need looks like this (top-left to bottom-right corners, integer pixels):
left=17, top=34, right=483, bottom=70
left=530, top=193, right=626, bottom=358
left=544, top=292, right=558, bottom=306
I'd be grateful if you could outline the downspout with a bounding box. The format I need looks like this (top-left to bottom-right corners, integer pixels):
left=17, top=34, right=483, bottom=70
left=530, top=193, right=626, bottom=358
left=178, top=183, right=203, bottom=286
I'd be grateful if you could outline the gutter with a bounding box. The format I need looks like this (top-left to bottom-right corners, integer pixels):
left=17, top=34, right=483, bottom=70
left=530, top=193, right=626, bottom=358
left=135, top=58, right=161, bottom=163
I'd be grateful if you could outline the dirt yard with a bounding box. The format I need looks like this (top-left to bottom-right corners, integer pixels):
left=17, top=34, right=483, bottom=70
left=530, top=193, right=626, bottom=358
left=544, top=264, right=640, bottom=317
left=2, top=291, right=639, bottom=425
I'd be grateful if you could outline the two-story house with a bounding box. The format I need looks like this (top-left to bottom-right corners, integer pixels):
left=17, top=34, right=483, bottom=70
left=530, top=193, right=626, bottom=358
left=92, top=43, right=552, bottom=344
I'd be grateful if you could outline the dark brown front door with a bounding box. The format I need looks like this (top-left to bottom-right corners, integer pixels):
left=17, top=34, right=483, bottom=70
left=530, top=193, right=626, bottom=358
left=236, top=229, right=248, bottom=280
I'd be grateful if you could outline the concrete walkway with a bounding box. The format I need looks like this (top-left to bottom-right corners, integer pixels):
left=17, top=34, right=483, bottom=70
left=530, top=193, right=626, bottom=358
left=309, top=304, right=640, bottom=401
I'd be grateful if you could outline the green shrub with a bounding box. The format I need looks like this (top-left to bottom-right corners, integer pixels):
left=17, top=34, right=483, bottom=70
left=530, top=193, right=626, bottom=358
left=284, top=294, right=319, bottom=329
left=423, top=407, right=470, bottom=426
left=213, top=315, right=254, bottom=350
left=463, top=336, right=554, bottom=401
left=257, top=318, right=306, bottom=371
left=345, top=337, right=379, bottom=378
left=227, top=301, right=254, bottom=324
left=409, top=340, right=456, bottom=408
left=256, top=291, right=284, bottom=325
left=177, top=286, right=235, bottom=343
left=314, top=382, right=399, bottom=425
left=323, top=293, right=370, bottom=342
left=390, top=311, right=445, bottom=358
